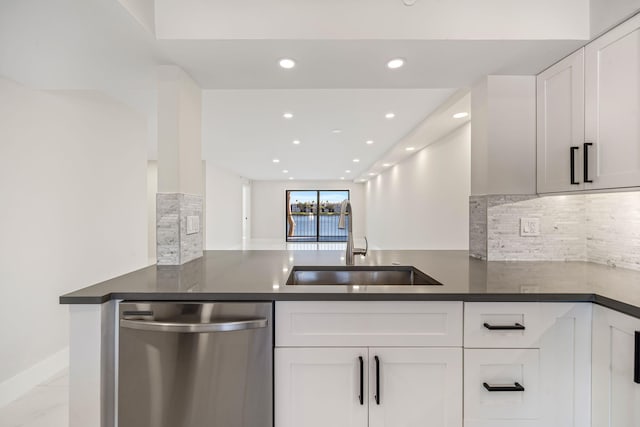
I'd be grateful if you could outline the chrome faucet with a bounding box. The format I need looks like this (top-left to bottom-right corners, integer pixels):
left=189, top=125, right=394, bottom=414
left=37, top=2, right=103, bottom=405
left=338, top=199, right=368, bottom=265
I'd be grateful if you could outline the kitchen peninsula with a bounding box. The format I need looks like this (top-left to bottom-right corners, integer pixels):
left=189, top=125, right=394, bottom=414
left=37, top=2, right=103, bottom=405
left=61, top=250, right=640, bottom=427
left=61, top=250, right=640, bottom=315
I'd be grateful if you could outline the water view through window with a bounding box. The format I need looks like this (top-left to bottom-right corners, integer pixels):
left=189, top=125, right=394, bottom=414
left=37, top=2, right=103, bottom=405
left=286, top=190, right=349, bottom=242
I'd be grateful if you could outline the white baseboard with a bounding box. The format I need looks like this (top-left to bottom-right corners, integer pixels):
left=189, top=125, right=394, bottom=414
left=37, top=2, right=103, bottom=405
left=0, top=347, right=69, bottom=407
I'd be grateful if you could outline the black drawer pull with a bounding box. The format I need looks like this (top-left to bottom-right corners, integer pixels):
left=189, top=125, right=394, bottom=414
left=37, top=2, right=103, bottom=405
left=483, top=382, right=525, bottom=392
left=635, top=332, right=640, bottom=384
left=483, top=322, right=525, bottom=330
left=583, top=142, right=593, bottom=183
left=358, top=356, right=364, bottom=404
left=570, top=146, right=580, bottom=185
left=374, top=355, right=380, bottom=405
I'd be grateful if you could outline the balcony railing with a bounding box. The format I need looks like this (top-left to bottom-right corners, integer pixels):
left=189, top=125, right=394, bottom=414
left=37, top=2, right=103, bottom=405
left=286, top=212, right=349, bottom=242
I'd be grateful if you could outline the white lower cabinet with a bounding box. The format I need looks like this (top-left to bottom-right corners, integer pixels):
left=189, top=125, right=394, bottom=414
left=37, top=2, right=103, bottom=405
left=368, top=348, right=462, bottom=427
left=464, top=349, right=541, bottom=426
left=275, top=347, right=462, bottom=427
left=592, top=305, right=640, bottom=427
left=274, top=301, right=596, bottom=427
left=464, top=303, right=592, bottom=427
left=274, top=347, right=368, bottom=427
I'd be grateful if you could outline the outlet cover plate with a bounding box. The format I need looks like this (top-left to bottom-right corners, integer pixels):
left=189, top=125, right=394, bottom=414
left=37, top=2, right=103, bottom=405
left=520, top=217, right=540, bottom=237
left=186, top=215, right=200, bottom=235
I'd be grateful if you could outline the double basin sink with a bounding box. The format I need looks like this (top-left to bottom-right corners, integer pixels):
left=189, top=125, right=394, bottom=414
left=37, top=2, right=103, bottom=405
left=286, top=265, right=442, bottom=286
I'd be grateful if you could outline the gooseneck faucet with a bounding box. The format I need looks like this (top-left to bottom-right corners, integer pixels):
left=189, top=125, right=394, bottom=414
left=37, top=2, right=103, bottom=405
left=338, top=199, right=368, bottom=265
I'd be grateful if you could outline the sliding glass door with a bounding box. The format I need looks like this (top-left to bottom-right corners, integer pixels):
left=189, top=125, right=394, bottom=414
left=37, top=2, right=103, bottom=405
left=286, top=190, right=349, bottom=242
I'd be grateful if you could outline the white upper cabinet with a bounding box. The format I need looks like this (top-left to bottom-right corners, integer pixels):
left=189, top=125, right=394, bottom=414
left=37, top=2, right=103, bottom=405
left=537, top=48, right=585, bottom=193
left=584, top=13, right=640, bottom=190
left=537, top=13, right=640, bottom=193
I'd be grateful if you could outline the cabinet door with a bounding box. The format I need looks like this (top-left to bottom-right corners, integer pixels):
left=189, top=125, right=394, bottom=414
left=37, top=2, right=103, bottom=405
left=585, top=13, right=640, bottom=190
left=592, top=306, right=640, bottom=427
left=537, top=48, right=585, bottom=193
left=368, top=348, right=462, bottom=427
left=275, top=347, right=368, bottom=427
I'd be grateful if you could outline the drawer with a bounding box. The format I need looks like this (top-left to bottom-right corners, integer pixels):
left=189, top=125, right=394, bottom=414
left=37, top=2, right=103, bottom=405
left=464, top=349, right=540, bottom=425
left=275, top=301, right=462, bottom=347
left=464, top=302, right=581, bottom=348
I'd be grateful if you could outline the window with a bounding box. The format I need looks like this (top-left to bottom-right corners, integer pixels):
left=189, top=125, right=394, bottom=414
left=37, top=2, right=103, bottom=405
left=285, top=190, right=350, bottom=242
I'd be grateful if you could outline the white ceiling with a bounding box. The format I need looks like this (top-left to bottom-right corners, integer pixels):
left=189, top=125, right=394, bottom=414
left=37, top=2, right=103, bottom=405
left=202, top=89, right=456, bottom=181
left=2, top=0, right=627, bottom=181
left=356, top=91, right=471, bottom=182
left=157, top=39, right=585, bottom=90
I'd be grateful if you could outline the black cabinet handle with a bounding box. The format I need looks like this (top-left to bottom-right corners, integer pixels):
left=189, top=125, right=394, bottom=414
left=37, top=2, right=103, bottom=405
left=584, top=142, right=593, bottom=183
left=358, top=356, right=364, bottom=405
left=483, top=322, right=525, bottom=330
left=483, top=382, right=525, bottom=392
left=635, top=332, right=640, bottom=384
left=570, top=146, right=580, bottom=185
left=374, top=355, right=380, bottom=405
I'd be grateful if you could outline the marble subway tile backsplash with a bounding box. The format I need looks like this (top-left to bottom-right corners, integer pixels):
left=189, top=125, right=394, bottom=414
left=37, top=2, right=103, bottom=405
left=470, top=191, right=640, bottom=271
left=586, top=192, right=640, bottom=271
left=487, top=195, right=586, bottom=261
left=469, top=196, right=487, bottom=260
left=157, top=193, right=204, bottom=265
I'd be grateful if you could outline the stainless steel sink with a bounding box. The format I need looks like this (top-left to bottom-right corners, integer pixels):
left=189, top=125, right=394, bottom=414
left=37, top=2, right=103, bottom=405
left=286, top=266, right=442, bottom=286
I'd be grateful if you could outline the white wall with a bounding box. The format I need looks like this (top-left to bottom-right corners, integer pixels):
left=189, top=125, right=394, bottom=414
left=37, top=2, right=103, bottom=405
left=0, top=78, right=148, bottom=399
left=147, top=161, right=157, bottom=264
left=471, top=76, right=536, bottom=195
left=366, top=123, right=471, bottom=250
left=205, top=163, right=245, bottom=249
left=251, top=181, right=366, bottom=241
left=590, top=0, right=640, bottom=37
left=470, top=79, right=489, bottom=196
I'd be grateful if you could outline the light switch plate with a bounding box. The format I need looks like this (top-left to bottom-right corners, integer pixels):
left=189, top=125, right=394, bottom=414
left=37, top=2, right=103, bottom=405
left=520, top=217, right=540, bottom=237
left=186, top=215, right=200, bottom=235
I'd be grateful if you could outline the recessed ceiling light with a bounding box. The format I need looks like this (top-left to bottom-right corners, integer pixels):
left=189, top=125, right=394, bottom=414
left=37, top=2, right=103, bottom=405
left=366, top=140, right=374, bottom=145
left=282, top=170, right=288, bottom=173
left=292, top=140, right=301, bottom=145
left=383, top=163, right=391, bottom=167
left=279, top=58, right=296, bottom=69
left=405, top=147, right=415, bottom=151
left=272, top=158, right=280, bottom=163
left=353, top=159, right=360, bottom=163
left=283, top=112, right=293, bottom=119
left=332, top=129, right=342, bottom=134
left=358, top=179, right=367, bottom=182
left=340, top=177, right=345, bottom=180
left=368, top=173, right=376, bottom=176
left=387, top=58, right=405, bottom=69
left=345, top=169, right=351, bottom=173
left=453, top=112, right=469, bottom=119
left=385, top=112, right=395, bottom=119
left=289, top=177, right=294, bottom=180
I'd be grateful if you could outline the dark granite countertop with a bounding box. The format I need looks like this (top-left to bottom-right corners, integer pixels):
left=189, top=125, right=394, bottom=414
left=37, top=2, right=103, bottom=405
left=59, top=250, right=640, bottom=318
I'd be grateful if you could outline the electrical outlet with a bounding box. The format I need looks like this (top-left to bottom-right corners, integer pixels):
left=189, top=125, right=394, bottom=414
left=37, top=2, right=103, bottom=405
left=520, top=218, right=540, bottom=237
left=186, top=216, right=200, bottom=235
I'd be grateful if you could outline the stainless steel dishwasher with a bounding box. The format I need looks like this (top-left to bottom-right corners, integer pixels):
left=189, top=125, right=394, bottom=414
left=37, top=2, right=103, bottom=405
left=118, top=302, right=273, bottom=427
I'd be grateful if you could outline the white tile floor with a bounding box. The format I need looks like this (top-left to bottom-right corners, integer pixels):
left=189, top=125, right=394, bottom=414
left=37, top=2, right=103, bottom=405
left=0, top=369, right=69, bottom=427
left=241, top=238, right=348, bottom=251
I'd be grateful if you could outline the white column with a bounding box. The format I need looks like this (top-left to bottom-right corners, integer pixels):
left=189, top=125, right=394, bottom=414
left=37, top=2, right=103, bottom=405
left=156, top=66, right=204, bottom=265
